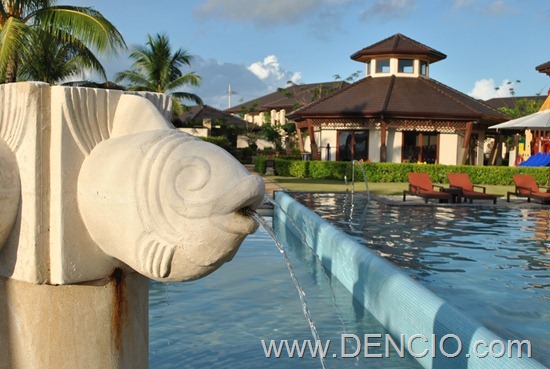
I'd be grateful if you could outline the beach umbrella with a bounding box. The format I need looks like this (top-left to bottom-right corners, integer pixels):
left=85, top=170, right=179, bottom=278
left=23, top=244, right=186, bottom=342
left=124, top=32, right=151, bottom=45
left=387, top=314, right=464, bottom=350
left=489, top=105, right=550, bottom=130
left=490, top=94, right=550, bottom=130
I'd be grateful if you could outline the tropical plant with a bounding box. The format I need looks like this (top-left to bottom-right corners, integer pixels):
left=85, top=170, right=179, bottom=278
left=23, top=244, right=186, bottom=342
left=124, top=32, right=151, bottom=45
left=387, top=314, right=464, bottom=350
left=498, top=98, right=543, bottom=119
left=260, top=122, right=283, bottom=149
left=0, top=0, right=126, bottom=83
left=115, top=33, right=203, bottom=115
left=238, top=101, right=259, bottom=133
left=18, top=28, right=107, bottom=83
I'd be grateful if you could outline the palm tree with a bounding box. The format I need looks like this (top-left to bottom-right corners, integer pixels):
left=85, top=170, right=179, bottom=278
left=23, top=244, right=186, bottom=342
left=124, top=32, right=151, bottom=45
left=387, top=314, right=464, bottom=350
left=0, top=0, right=126, bottom=83
left=115, top=33, right=203, bottom=114
left=18, top=28, right=107, bottom=83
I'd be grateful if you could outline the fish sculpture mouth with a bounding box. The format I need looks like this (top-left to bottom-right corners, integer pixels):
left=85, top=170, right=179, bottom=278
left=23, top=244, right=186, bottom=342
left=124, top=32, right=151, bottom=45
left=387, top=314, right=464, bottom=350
left=209, top=175, right=266, bottom=236
left=150, top=174, right=266, bottom=281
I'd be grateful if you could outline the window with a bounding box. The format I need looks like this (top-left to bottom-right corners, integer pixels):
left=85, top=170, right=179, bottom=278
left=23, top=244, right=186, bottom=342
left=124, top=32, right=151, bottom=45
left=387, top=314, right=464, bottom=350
left=376, top=59, right=390, bottom=73
left=420, top=61, right=428, bottom=75
left=398, top=59, right=414, bottom=73
left=402, top=131, right=438, bottom=164
left=338, top=131, right=369, bottom=161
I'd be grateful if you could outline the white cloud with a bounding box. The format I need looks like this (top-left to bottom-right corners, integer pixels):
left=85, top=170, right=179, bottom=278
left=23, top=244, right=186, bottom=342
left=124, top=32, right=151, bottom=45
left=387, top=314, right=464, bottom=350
left=187, top=55, right=302, bottom=109
left=468, top=78, right=517, bottom=100
left=452, top=0, right=515, bottom=16
left=87, top=51, right=304, bottom=111
left=194, top=0, right=355, bottom=30
left=482, top=0, right=513, bottom=16
left=248, top=55, right=302, bottom=89
left=361, top=0, right=417, bottom=20
left=195, top=0, right=318, bottom=25
left=453, top=0, right=473, bottom=9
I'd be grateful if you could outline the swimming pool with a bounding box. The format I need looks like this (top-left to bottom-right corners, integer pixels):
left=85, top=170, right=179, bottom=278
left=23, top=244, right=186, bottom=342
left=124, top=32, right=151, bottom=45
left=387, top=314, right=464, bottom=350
left=149, top=218, right=422, bottom=368
left=289, top=192, right=550, bottom=367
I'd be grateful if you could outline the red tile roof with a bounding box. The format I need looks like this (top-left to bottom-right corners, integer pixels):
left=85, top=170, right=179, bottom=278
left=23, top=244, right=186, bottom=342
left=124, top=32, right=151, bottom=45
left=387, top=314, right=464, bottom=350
left=174, top=105, right=248, bottom=128
left=351, top=33, right=446, bottom=64
left=224, top=81, right=348, bottom=114
left=536, top=61, right=550, bottom=75
left=287, top=76, right=509, bottom=123
left=483, top=96, right=547, bottom=110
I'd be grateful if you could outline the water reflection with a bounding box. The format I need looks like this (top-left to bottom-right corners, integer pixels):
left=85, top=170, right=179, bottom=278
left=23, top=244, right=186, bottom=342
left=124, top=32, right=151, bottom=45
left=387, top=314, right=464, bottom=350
left=149, top=217, right=423, bottom=369
left=290, top=192, right=550, bottom=367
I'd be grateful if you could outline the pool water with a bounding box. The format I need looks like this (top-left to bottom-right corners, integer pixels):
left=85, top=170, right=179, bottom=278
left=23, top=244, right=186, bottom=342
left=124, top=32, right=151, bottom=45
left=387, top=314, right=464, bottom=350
left=149, top=218, right=422, bottom=369
left=290, top=192, right=550, bottom=367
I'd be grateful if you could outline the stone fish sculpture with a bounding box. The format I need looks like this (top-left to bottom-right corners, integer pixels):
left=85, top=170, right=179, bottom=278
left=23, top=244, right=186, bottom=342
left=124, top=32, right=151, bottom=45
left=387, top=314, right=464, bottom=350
left=0, top=83, right=267, bottom=369
left=76, top=93, right=265, bottom=282
left=0, top=84, right=265, bottom=285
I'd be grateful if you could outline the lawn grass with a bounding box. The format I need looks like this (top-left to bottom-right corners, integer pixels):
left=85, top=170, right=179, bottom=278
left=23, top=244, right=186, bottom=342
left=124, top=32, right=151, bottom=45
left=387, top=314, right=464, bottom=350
left=270, top=176, right=513, bottom=196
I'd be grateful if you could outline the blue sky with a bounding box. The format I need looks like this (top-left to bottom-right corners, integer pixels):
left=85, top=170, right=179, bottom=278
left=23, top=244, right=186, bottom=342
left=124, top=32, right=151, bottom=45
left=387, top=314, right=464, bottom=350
left=72, top=0, right=550, bottom=110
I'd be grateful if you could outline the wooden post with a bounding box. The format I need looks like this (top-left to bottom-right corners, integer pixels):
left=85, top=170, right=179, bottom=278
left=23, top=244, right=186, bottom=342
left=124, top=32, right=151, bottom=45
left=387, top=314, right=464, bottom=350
left=380, top=120, right=387, bottom=162
left=461, top=122, right=473, bottom=165
left=490, top=132, right=502, bottom=166
left=417, top=132, right=423, bottom=162
left=307, top=120, right=318, bottom=160
left=295, top=122, right=305, bottom=153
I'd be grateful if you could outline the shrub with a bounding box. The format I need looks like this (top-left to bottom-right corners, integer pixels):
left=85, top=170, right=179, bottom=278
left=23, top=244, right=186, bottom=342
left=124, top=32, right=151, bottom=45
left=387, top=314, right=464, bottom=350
left=261, top=158, right=550, bottom=185
left=200, top=136, right=232, bottom=151
left=253, top=156, right=267, bottom=174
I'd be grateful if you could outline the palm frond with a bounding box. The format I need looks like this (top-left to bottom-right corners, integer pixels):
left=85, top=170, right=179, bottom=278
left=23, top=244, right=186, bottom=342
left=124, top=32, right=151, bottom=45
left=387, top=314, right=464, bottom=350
left=0, top=16, right=31, bottom=80
left=32, top=6, right=126, bottom=53
left=114, top=69, right=152, bottom=90
left=17, top=27, right=108, bottom=83
left=166, top=73, right=201, bottom=91
left=171, top=91, right=203, bottom=106
left=117, top=33, right=203, bottom=103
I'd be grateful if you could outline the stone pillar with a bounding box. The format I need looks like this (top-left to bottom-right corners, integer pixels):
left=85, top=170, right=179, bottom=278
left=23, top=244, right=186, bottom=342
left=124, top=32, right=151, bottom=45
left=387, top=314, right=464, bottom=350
left=0, top=273, right=148, bottom=369
left=0, top=83, right=265, bottom=368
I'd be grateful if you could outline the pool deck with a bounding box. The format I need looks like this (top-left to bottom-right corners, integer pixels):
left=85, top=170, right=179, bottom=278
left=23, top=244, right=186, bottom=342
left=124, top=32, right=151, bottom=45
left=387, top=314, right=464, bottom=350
left=245, top=165, right=550, bottom=209
left=375, top=193, right=550, bottom=208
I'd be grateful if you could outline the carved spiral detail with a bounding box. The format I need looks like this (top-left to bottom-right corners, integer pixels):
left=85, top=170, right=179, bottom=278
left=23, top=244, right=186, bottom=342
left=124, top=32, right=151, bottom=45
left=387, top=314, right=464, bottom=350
left=135, top=131, right=206, bottom=243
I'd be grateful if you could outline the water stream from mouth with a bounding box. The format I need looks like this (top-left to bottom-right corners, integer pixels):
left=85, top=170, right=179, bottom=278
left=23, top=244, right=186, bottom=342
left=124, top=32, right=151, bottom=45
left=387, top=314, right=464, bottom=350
left=249, top=210, right=328, bottom=369
left=260, top=195, right=361, bottom=366
left=350, top=160, right=370, bottom=201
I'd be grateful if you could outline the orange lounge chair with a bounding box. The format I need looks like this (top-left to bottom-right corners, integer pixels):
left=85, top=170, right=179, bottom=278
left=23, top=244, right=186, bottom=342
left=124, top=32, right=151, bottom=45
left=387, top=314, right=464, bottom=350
left=403, top=172, right=452, bottom=203
left=447, top=173, right=498, bottom=204
left=507, top=174, right=550, bottom=204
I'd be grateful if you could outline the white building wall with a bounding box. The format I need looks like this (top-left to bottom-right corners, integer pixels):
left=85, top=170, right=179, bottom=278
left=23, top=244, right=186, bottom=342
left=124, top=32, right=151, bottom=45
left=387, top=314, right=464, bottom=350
left=244, top=113, right=265, bottom=126
left=236, top=135, right=274, bottom=150
left=302, top=128, right=469, bottom=166
left=439, top=134, right=459, bottom=165
left=457, top=133, right=465, bottom=165
left=277, top=109, right=286, bottom=125
left=318, top=130, right=338, bottom=161
left=369, top=129, right=381, bottom=162
left=476, top=131, right=485, bottom=166
left=177, top=127, right=209, bottom=137
left=387, top=131, right=402, bottom=163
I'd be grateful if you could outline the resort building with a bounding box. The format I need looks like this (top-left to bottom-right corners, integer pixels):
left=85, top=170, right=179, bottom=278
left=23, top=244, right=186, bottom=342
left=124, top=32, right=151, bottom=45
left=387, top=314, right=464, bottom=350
left=173, top=104, right=249, bottom=134
left=287, top=34, right=510, bottom=165
left=174, top=104, right=277, bottom=150
left=225, top=81, right=348, bottom=127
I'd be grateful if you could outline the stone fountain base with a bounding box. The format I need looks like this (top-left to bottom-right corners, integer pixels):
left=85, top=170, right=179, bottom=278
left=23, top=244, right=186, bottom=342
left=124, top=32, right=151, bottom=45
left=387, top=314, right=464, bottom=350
left=0, top=272, right=148, bottom=369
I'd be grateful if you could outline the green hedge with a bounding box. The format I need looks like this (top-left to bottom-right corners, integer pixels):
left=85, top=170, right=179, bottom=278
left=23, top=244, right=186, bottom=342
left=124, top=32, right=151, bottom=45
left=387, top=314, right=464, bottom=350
left=254, top=157, right=550, bottom=186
